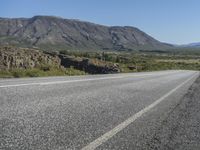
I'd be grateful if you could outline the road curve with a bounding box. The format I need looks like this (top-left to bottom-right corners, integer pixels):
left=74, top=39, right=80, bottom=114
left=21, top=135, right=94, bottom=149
left=0, top=70, right=199, bottom=150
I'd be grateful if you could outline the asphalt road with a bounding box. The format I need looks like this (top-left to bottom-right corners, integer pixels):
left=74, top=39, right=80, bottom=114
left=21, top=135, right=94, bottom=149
left=0, top=70, right=199, bottom=150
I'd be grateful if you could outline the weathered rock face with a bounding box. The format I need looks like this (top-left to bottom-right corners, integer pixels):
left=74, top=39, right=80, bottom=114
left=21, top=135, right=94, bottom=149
left=0, top=46, right=121, bottom=74
left=59, top=55, right=121, bottom=74
left=0, top=47, right=61, bottom=70
left=0, top=16, right=172, bottom=51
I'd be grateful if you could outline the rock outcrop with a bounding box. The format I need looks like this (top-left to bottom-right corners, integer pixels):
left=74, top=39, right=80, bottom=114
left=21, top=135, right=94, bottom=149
left=0, top=46, right=61, bottom=70
left=0, top=46, right=121, bottom=74
left=59, top=55, right=121, bottom=74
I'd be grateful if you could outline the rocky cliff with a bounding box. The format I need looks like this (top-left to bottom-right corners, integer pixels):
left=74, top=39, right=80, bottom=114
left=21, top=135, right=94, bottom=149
left=59, top=55, right=120, bottom=74
left=0, top=46, right=121, bottom=74
left=0, top=16, right=172, bottom=51
left=0, top=46, right=61, bottom=70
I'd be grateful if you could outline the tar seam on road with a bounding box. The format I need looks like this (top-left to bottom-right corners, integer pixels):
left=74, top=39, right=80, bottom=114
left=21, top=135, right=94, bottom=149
left=81, top=72, right=198, bottom=150
left=0, top=71, right=179, bottom=88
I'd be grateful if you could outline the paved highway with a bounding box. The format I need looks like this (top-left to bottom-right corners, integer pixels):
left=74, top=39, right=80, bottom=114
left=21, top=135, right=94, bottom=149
left=0, top=70, right=199, bottom=150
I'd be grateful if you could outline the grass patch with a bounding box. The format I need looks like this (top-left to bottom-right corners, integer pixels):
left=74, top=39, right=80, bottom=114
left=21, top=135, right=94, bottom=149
left=0, top=67, right=87, bottom=78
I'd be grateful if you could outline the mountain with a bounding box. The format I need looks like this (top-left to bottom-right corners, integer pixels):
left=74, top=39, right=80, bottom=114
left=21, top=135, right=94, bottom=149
left=0, top=15, right=172, bottom=51
left=179, top=42, right=200, bottom=48
left=187, top=42, right=200, bottom=47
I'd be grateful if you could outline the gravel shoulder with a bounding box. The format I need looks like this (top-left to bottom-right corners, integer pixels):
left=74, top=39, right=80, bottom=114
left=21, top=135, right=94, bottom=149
left=149, top=75, right=200, bottom=150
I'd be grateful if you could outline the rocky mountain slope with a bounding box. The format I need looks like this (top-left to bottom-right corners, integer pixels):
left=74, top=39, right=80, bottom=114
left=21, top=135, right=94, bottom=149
left=0, top=16, right=172, bottom=51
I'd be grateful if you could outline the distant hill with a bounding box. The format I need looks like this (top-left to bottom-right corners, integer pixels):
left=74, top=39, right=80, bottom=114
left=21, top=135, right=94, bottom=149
left=0, top=15, right=173, bottom=51
left=179, top=42, right=200, bottom=48
left=187, top=42, right=200, bottom=47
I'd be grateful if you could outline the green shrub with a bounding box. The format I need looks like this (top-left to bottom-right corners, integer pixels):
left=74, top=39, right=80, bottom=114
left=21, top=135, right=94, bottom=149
left=0, top=67, right=87, bottom=78
left=65, top=66, right=87, bottom=76
left=24, top=69, right=45, bottom=77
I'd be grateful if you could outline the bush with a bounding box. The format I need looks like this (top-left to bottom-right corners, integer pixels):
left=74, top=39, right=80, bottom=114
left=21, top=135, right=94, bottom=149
left=24, top=69, right=44, bottom=77
left=65, top=66, right=87, bottom=76
left=0, top=67, right=87, bottom=78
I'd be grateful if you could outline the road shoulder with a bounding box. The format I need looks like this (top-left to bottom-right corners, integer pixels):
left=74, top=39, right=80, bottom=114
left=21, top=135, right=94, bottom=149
left=149, top=75, right=200, bottom=150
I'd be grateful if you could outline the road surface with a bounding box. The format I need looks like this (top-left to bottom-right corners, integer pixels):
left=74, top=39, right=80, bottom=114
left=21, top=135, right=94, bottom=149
left=0, top=70, right=199, bottom=150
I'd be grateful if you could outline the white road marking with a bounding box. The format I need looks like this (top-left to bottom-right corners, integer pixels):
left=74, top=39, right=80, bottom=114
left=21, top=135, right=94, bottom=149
left=81, top=72, right=198, bottom=150
left=0, top=71, right=179, bottom=88
left=0, top=83, right=41, bottom=88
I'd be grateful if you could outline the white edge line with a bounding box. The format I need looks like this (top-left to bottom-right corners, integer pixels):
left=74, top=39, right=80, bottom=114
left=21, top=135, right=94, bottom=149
left=81, top=72, right=198, bottom=150
left=0, top=72, right=179, bottom=88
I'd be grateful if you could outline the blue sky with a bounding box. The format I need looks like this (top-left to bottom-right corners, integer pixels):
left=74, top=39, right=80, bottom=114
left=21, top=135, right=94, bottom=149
left=1, top=0, right=200, bottom=44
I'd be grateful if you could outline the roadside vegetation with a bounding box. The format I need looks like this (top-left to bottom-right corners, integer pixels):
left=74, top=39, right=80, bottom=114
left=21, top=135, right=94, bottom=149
left=59, top=49, right=200, bottom=72
left=0, top=67, right=87, bottom=78
left=0, top=46, right=200, bottom=78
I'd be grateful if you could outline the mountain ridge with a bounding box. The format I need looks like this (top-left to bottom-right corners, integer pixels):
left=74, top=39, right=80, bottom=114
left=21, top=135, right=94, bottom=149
left=0, top=15, right=173, bottom=51
left=178, top=42, right=200, bottom=48
left=187, top=42, right=200, bottom=47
